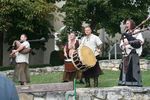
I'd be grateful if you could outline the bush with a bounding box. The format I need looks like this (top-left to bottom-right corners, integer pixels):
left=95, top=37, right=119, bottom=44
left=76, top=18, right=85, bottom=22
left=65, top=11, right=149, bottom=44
left=141, top=39, right=150, bottom=60
left=0, top=64, right=51, bottom=71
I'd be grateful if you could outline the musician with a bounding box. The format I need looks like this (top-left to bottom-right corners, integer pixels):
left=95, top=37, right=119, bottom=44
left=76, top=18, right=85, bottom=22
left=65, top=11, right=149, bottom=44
left=11, top=34, right=30, bottom=85
left=63, top=32, right=83, bottom=83
left=80, top=26, right=103, bottom=87
left=118, top=19, right=144, bottom=87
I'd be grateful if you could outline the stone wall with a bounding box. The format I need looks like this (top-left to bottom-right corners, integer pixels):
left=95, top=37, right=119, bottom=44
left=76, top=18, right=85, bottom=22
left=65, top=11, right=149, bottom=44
left=1, top=59, right=150, bottom=100
left=99, top=59, right=150, bottom=71
left=2, top=59, right=150, bottom=77
left=16, top=59, right=150, bottom=100
left=18, top=86, right=150, bottom=100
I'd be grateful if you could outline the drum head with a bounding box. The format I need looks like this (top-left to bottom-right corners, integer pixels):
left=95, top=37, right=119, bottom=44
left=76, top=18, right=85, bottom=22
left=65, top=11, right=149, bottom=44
left=79, top=46, right=97, bottom=67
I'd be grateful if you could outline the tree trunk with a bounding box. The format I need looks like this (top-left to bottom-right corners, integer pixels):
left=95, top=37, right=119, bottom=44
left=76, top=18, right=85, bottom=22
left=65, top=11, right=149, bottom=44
left=0, top=32, right=3, bottom=66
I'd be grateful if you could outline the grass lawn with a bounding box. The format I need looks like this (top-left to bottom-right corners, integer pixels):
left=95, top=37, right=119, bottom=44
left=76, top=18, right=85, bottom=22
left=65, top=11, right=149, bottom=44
left=29, top=70, right=150, bottom=88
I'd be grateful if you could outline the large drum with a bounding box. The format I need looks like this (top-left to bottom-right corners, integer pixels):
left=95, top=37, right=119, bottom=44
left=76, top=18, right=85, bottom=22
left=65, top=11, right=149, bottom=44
left=64, top=59, right=76, bottom=72
left=71, top=46, right=97, bottom=71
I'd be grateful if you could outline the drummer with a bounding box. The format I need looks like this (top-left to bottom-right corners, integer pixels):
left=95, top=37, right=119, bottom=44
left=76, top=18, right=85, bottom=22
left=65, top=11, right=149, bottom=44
left=80, top=26, right=103, bottom=87
left=63, top=32, right=84, bottom=83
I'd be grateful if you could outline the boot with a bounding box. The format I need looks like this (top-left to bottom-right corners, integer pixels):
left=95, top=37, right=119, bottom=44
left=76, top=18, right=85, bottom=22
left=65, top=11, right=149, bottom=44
left=85, top=78, right=90, bottom=87
left=94, top=77, right=98, bottom=87
left=79, top=79, right=84, bottom=84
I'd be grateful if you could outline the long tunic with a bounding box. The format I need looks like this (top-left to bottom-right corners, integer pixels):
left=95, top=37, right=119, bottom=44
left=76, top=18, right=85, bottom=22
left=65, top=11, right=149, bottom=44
left=80, top=34, right=103, bottom=78
left=118, top=29, right=144, bottom=86
left=63, top=40, right=79, bottom=81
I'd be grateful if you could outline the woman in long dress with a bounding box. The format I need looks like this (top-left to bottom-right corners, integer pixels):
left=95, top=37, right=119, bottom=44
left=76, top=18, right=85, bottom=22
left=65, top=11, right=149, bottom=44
left=118, top=19, right=144, bottom=87
left=63, top=32, right=82, bottom=82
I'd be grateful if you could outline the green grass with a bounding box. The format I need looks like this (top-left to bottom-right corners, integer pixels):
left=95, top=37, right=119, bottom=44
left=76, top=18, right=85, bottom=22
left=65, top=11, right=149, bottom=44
left=142, top=70, right=150, bottom=86
left=99, top=70, right=119, bottom=87
left=28, top=70, right=150, bottom=87
left=30, top=72, right=63, bottom=84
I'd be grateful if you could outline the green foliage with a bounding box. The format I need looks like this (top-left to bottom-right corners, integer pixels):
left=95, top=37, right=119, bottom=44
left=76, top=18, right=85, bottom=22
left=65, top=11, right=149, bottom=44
left=0, top=64, right=51, bottom=71
left=58, top=0, right=87, bottom=45
left=142, top=39, right=150, bottom=59
left=61, top=0, right=150, bottom=36
left=0, top=0, right=57, bottom=49
left=58, top=0, right=150, bottom=58
left=31, top=72, right=63, bottom=84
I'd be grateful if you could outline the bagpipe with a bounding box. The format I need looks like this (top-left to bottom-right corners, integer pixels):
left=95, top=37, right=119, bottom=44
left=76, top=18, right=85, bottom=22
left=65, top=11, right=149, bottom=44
left=121, top=16, right=150, bottom=49
left=122, top=28, right=149, bottom=48
left=9, top=37, right=46, bottom=57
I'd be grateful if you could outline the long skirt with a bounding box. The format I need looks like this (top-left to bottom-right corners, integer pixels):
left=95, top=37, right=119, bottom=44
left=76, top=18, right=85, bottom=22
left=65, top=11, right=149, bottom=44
left=13, top=63, right=30, bottom=83
left=63, top=71, right=76, bottom=82
left=63, top=61, right=77, bottom=82
left=118, top=52, right=142, bottom=87
left=63, top=70, right=83, bottom=82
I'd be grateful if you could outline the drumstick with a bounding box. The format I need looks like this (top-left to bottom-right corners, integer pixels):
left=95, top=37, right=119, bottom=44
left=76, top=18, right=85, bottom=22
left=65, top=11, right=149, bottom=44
left=66, top=56, right=69, bottom=60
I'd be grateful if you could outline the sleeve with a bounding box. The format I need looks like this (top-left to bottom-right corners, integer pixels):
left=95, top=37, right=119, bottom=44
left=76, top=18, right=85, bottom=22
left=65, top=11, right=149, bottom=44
left=80, top=37, right=85, bottom=46
left=95, top=36, right=102, bottom=46
left=119, top=40, right=124, bottom=50
left=64, top=45, right=67, bottom=53
left=21, top=41, right=30, bottom=48
left=136, top=33, right=144, bottom=44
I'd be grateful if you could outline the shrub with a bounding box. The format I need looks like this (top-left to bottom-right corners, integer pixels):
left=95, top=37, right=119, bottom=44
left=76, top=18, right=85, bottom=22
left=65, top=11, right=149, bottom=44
left=0, top=64, right=51, bottom=71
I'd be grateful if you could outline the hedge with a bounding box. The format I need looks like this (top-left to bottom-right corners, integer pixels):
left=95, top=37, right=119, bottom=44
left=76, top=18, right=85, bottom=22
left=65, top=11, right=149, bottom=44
left=0, top=64, right=52, bottom=71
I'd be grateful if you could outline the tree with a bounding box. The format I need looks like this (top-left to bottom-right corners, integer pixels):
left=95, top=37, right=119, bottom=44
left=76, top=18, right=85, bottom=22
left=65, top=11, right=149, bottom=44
left=59, top=0, right=150, bottom=58
left=61, top=0, right=150, bottom=38
left=0, top=0, right=58, bottom=48
left=0, top=0, right=59, bottom=66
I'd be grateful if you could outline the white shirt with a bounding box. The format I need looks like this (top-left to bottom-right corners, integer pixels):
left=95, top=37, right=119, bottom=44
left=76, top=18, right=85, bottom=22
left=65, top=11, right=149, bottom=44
left=120, top=29, right=144, bottom=56
left=15, top=41, right=30, bottom=64
left=80, top=34, right=102, bottom=56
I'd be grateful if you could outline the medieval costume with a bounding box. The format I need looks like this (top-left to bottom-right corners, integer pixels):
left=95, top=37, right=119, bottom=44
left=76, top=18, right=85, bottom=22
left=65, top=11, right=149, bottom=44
left=63, top=36, right=80, bottom=82
left=118, top=28, right=144, bottom=87
left=11, top=35, right=31, bottom=85
left=80, top=33, right=103, bottom=87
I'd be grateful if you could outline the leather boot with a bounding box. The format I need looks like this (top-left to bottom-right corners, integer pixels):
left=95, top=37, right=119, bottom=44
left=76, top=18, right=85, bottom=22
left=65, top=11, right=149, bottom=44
left=79, top=79, right=84, bottom=84
left=94, top=77, right=98, bottom=87
left=85, top=78, right=90, bottom=87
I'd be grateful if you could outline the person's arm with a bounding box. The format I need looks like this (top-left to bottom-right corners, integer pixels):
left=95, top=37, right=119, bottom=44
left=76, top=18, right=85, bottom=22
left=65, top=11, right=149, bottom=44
left=15, top=45, right=25, bottom=52
left=120, top=40, right=124, bottom=50
left=95, top=36, right=103, bottom=54
left=12, top=45, right=25, bottom=54
left=64, top=45, right=67, bottom=58
left=128, top=33, right=144, bottom=49
left=12, top=41, right=30, bottom=54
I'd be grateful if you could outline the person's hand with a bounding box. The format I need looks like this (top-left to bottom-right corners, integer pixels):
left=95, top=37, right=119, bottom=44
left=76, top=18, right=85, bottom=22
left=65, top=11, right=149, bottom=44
left=64, top=53, right=67, bottom=58
left=12, top=50, right=17, bottom=54
left=96, top=48, right=101, bottom=53
left=9, top=50, right=16, bottom=57
left=123, top=39, right=129, bottom=46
